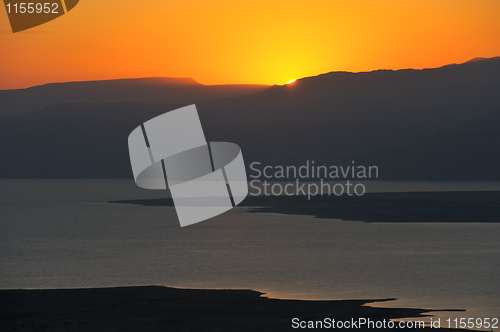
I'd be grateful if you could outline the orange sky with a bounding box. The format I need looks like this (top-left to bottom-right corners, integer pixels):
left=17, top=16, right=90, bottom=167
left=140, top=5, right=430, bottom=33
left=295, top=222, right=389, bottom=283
left=1, top=0, right=500, bottom=89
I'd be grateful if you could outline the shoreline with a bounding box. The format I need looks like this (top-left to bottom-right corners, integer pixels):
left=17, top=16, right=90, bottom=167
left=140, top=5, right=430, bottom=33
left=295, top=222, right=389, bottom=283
left=0, top=286, right=471, bottom=331
left=109, top=191, right=500, bottom=222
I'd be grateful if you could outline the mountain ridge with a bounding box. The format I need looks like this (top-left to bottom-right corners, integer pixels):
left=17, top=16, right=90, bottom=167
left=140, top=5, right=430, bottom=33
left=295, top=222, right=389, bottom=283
left=0, top=78, right=269, bottom=118
left=1, top=56, right=500, bottom=180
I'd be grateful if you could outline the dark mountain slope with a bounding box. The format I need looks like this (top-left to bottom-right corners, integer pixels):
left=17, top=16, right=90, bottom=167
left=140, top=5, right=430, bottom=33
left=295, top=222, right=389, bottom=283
left=1, top=57, right=499, bottom=179
left=0, top=77, right=269, bottom=117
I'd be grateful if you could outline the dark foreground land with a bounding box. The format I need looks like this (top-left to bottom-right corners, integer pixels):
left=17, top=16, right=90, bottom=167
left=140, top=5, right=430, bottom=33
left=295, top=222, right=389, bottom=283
left=111, top=191, right=500, bottom=222
left=0, top=286, right=471, bottom=332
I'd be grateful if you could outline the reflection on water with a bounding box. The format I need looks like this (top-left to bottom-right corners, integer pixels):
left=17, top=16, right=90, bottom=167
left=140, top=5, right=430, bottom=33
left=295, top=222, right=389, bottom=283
left=0, top=180, right=498, bottom=329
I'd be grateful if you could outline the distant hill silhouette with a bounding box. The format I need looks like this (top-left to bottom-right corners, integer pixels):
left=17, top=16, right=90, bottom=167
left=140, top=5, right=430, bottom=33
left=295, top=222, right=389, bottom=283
left=195, top=57, right=500, bottom=180
left=465, top=57, right=489, bottom=63
left=1, top=57, right=499, bottom=180
left=0, top=77, right=269, bottom=117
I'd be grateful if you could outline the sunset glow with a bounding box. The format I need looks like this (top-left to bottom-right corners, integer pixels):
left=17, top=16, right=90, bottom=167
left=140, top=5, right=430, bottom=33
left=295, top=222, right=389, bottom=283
left=1, top=0, right=500, bottom=89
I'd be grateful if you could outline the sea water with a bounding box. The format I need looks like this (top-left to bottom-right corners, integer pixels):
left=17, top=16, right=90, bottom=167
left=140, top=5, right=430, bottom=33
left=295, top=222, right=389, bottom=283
left=0, top=179, right=498, bottom=328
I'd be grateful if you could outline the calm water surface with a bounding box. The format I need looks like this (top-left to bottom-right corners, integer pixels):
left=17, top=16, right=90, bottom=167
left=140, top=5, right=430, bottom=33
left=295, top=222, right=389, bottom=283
left=1, top=180, right=499, bottom=328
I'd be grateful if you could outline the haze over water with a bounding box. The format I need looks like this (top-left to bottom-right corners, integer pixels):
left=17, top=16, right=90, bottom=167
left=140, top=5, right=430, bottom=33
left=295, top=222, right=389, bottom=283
left=1, top=179, right=498, bottom=328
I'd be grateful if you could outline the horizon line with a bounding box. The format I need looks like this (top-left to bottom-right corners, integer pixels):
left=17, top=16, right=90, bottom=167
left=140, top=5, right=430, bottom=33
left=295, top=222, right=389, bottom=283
left=1, top=55, right=498, bottom=91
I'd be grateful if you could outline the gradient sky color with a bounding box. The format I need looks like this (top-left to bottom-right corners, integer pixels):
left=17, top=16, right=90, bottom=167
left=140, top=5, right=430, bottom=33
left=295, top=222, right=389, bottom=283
left=1, top=0, right=500, bottom=89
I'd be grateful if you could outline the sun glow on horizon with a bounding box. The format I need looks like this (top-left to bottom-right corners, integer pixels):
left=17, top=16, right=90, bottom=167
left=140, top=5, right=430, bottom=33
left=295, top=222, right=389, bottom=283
left=1, top=0, right=500, bottom=89
left=286, top=79, right=297, bottom=85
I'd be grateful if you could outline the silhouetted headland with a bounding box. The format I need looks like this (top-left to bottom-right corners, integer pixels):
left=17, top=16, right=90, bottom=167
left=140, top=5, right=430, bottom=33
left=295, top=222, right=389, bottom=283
left=0, top=286, right=469, bottom=331
left=109, top=191, right=500, bottom=222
